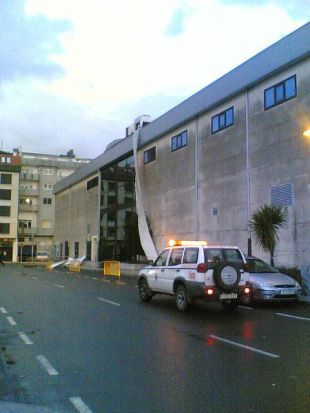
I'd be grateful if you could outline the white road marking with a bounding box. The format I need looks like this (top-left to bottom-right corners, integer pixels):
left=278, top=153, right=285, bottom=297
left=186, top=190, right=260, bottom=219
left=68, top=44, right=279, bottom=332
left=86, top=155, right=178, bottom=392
left=18, top=332, right=33, bottom=345
left=98, top=297, right=120, bottom=306
left=209, top=335, right=280, bottom=358
left=85, top=276, right=90, bottom=279
left=54, top=284, right=65, bottom=288
left=36, top=355, right=59, bottom=375
left=276, top=313, right=310, bottom=322
left=102, top=279, right=111, bottom=283
left=31, top=276, right=39, bottom=280
left=92, top=277, right=98, bottom=280
left=0, top=307, right=8, bottom=314
left=239, top=305, right=253, bottom=310
left=115, top=281, right=126, bottom=285
left=69, top=397, right=93, bottom=413
left=7, top=316, right=17, bottom=326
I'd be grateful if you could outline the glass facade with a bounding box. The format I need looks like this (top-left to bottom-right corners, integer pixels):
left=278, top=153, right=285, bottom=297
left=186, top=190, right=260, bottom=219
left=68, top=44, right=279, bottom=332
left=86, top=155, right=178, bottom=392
left=99, top=154, right=145, bottom=263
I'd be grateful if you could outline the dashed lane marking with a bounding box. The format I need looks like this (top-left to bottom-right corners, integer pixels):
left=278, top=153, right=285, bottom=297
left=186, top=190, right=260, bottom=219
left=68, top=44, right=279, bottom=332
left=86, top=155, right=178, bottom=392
left=92, top=277, right=98, bottom=280
left=18, top=332, right=33, bottom=345
left=6, top=316, right=17, bottom=326
left=276, top=313, right=310, bottom=322
left=69, top=397, right=93, bottom=413
left=0, top=307, right=8, bottom=314
left=36, top=355, right=59, bottom=376
left=30, top=276, right=39, bottom=280
left=98, top=297, right=120, bottom=306
left=54, top=284, right=65, bottom=288
left=239, top=305, right=253, bottom=310
left=209, top=335, right=280, bottom=359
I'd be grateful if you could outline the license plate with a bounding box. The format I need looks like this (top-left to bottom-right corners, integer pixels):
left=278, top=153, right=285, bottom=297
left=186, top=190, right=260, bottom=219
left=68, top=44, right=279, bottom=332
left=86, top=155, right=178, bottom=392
left=281, top=289, right=295, bottom=295
left=220, top=293, right=237, bottom=299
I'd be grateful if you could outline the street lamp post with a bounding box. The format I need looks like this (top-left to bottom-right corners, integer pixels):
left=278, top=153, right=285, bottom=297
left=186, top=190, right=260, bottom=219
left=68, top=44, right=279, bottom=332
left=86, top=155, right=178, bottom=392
left=25, top=198, right=34, bottom=261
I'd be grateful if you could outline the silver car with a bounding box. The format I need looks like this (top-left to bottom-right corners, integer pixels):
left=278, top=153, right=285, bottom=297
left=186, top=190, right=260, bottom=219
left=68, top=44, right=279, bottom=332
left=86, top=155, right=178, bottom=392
left=246, top=257, right=303, bottom=302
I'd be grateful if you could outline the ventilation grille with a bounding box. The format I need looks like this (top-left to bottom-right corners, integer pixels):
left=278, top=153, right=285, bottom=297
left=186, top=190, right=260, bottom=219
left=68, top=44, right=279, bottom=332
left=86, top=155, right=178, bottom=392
left=271, top=183, right=293, bottom=207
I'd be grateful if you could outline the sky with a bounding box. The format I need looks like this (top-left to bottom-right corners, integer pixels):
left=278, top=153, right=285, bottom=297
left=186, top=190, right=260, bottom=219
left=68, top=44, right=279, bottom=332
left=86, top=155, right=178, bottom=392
left=0, top=0, right=309, bottom=159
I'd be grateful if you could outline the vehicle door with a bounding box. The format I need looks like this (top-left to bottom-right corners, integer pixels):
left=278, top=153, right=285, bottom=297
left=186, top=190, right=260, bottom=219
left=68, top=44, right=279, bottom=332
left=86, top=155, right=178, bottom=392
left=147, top=249, right=170, bottom=291
left=159, top=247, right=184, bottom=293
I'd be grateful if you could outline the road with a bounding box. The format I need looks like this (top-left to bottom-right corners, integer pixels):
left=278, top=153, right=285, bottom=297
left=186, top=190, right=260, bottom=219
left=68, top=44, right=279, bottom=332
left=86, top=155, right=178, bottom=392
left=0, top=264, right=309, bottom=413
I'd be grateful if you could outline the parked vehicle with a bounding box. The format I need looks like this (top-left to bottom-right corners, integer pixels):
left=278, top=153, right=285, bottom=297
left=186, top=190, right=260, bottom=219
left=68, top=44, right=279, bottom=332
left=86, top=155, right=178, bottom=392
left=138, top=240, right=251, bottom=312
left=245, top=257, right=303, bottom=302
left=35, top=251, right=49, bottom=261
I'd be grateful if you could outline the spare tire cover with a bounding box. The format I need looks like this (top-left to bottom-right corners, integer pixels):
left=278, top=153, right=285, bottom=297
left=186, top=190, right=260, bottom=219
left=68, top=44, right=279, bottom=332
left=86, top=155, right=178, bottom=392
left=213, top=262, right=241, bottom=292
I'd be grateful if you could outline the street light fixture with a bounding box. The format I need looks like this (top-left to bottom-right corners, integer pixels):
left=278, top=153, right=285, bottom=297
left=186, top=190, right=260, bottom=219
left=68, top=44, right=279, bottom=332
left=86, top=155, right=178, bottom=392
left=303, top=129, right=310, bottom=138
left=25, top=198, right=34, bottom=261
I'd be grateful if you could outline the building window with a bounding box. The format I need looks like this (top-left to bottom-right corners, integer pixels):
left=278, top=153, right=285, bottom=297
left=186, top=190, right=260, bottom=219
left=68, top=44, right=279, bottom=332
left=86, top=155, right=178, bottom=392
left=74, top=242, right=79, bottom=257
left=0, top=174, right=12, bottom=185
left=0, top=223, right=10, bottom=234
left=271, top=183, right=293, bottom=207
left=43, top=169, right=53, bottom=175
left=1, top=157, right=11, bottom=164
left=144, top=147, right=156, bottom=164
left=0, top=189, right=11, bottom=200
left=43, top=197, right=52, bottom=205
left=43, top=184, right=53, bottom=190
left=0, top=206, right=10, bottom=217
left=87, top=176, right=98, bottom=190
left=171, top=130, right=188, bottom=152
left=19, top=220, right=32, bottom=229
left=264, top=75, right=297, bottom=110
left=211, top=107, right=234, bottom=133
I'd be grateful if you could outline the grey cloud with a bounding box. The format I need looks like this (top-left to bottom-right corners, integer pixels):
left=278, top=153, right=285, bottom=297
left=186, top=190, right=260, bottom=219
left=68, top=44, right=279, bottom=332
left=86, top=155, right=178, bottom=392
left=0, top=0, right=71, bottom=81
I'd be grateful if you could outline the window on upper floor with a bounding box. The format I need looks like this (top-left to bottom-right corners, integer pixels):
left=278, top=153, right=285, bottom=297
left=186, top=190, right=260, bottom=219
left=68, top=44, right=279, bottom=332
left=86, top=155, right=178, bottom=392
left=0, top=206, right=10, bottom=217
left=171, top=130, right=188, bottom=152
left=43, top=197, right=52, bottom=205
left=43, top=169, right=53, bottom=175
left=0, top=223, right=10, bottom=234
left=0, top=174, right=12, bottom=185
left=211, top=107, right=234, bottom=134
left=264, top=75, right=297, bottom=110
left=0, top=189, right=11, bottom=200
left=43, top=183, right=53, bottom=190
left=144, top=147, right=156, bottom=164
left=87, top=177, right=98, bottom=190
left=1, top=156, right=11, bottom=164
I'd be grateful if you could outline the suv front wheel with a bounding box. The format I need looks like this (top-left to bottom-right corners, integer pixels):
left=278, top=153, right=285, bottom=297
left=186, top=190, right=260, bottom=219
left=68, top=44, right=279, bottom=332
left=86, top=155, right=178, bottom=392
left=138, top=278, right=153, bottom=302
left=175, top=285, right=190, bottom=312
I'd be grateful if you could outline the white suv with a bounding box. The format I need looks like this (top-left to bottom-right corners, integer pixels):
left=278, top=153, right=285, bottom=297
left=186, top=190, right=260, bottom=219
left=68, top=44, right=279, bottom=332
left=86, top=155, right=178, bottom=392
left=138, top=240, right=251, bottom=311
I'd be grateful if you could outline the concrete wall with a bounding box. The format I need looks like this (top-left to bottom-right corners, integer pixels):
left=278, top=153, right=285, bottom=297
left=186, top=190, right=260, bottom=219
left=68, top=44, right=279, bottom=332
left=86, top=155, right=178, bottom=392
left=138, top=57, right=310, bottom=267
left=54, top=173, right=99, bottom=261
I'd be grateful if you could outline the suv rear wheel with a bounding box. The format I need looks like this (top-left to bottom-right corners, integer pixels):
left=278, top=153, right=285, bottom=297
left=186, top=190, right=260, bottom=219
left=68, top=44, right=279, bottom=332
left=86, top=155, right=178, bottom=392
left=175, top=285, right=189, bottom=312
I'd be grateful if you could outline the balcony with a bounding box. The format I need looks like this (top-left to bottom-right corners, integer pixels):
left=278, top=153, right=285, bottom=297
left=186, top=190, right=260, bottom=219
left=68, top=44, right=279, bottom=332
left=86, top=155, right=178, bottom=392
left=19, top=204, right=39, bottom=212
left=20, top=172, right=40, bottom=182
left=18, top=227, right=38, bottom=236
left=19, top=188, right=39, bottom=197
left=37, top=228, right=53, bottom=236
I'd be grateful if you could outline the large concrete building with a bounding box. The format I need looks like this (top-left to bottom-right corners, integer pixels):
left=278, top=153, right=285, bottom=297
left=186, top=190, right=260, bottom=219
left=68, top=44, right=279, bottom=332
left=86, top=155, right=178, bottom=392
left=54, top=23, right=310, bottom=271
left=0, top=151, right=21, bottom=262
left=16, top=150, right=89, bottom=259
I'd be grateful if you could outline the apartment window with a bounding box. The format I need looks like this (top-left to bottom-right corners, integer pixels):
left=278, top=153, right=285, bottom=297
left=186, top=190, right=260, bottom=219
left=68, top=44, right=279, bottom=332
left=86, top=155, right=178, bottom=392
left=211, top=107, right=234, bottom=133
left=0, top=174, right=12, bottom=184
left=144, top=147, right=156, bottom=164
left=1, top=157, right=11, bottom=164
left=43, top=169, right=53, bottom=175
left=0, top=223, right=10, bottom=234
left=19, top=220, right=32, bottom=228
left=171, top=130, right=188, bottom=152
left=87, top=177, right=98, bottom=190
left=43, top=197, right=52, bottom=205
left=74, top=242, right=79, bottom=257
left=0, top=189, right=11, bottom=200
left=264, top=75, right=297, bottom=110
left=43, top=184, right=53, bottom=190
left=0, top=206, right=10, bottom=217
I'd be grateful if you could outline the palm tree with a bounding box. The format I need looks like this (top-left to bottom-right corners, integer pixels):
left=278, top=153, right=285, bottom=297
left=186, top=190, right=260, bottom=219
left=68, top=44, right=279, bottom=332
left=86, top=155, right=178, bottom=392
left=251, top=204, right=288, bottom=266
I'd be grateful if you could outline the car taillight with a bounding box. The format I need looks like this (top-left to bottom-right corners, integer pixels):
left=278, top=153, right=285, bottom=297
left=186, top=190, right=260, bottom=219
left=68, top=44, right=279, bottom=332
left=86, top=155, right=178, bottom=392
left=206, top=288, right=214, bottom=296
left=197, top=263, right=208, bottom=273
left=244, top=287, right=251, bottom=295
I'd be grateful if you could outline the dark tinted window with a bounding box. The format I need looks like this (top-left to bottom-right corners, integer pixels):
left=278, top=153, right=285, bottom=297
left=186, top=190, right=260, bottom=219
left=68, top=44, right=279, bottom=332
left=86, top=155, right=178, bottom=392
left=264, top=75, right=296, bottom=110
left=211, top=107, right=234, bottom=134
left=0, top=174, right=12, bottom=184
left=0, top=223, right=10, bottom=234
left=0, top=189, right=11, bottom=200
left=153, top=249, right=170, bottom=266
left=0, top=206, right=10, bottom=216
left=144, top=147, right=156, bottom=164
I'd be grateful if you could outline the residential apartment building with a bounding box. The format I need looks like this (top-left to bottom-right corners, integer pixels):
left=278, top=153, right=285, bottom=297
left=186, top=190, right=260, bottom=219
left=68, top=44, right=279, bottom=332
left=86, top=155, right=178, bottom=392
left=0, top=151, right=21, bottom=262
left=54, top=23, right=310, bottom=271
left=17, top=150, right=89, bottom=260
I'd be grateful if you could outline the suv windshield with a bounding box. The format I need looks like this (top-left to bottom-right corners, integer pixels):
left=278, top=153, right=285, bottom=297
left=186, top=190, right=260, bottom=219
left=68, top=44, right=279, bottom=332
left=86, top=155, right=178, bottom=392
left=204, top=248, right=243, bottom=264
